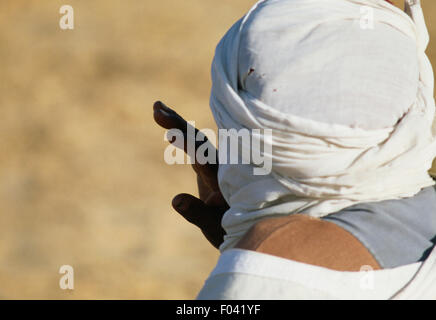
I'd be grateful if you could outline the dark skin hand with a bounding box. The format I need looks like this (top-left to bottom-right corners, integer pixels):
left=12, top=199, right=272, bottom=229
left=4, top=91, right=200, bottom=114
left=153, top=101, right=228, bottom=249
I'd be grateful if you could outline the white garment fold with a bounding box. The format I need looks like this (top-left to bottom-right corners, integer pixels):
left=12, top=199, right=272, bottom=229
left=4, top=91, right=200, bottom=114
left=209, top=0, right=436, bottom=251
left=196, top=245, right=436, bottom=299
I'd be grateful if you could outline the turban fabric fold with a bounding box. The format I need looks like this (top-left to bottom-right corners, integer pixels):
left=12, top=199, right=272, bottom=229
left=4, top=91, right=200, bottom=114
left=209, top=0, right=436, bottom=251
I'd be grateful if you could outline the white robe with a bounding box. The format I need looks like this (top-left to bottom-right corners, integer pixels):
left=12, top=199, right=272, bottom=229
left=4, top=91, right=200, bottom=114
left=197, top=245, right=436, bottom=299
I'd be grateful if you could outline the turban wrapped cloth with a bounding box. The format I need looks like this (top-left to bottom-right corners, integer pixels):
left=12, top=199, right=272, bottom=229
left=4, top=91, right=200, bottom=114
left=209, top=0, right=436, bottom=251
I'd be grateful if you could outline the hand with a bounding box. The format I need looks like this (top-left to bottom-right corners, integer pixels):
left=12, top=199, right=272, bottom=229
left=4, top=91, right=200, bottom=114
left=153, top=101, right=229, bottom=249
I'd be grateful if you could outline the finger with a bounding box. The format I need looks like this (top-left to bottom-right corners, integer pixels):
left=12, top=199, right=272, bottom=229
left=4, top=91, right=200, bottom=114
left=172, top=193, right=209, bottom=227
left=153, top=101, right=187, bottom=131
left=153, top=101, right=206, bottom=151
left=172, top=193, right=224, bottom=229
left=153, top=101, right=219, bottom=187
left=154, top=101, right=212, bottom=153
left=172, top=193, right=226, bottom=249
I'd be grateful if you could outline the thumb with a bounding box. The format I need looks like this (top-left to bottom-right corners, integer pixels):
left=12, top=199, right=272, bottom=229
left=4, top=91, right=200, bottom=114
left=172, top=193, right=209, bottom=227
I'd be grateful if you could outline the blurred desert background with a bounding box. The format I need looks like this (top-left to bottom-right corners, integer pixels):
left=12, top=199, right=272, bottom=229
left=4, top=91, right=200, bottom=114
left=0, top=0, right=435, bottom=299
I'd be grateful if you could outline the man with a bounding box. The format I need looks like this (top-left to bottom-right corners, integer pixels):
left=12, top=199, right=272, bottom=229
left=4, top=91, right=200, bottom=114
left=153, top=0, right=436, bottom=299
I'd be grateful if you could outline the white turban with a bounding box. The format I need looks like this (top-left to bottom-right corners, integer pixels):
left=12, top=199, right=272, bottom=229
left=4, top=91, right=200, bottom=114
left=209, top=0, right=436, bottom=251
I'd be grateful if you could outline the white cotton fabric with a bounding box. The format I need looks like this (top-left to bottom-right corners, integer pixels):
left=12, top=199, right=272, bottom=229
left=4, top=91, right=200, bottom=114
left=196, top=245, right=436, bottom=299
left=238, top=4, right=420, bottom=130
left=209, top=0, right=436, bottom=251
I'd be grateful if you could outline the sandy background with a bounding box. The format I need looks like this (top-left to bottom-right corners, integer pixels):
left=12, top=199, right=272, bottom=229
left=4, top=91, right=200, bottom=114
left=0, top=0, right=435, bottom=299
